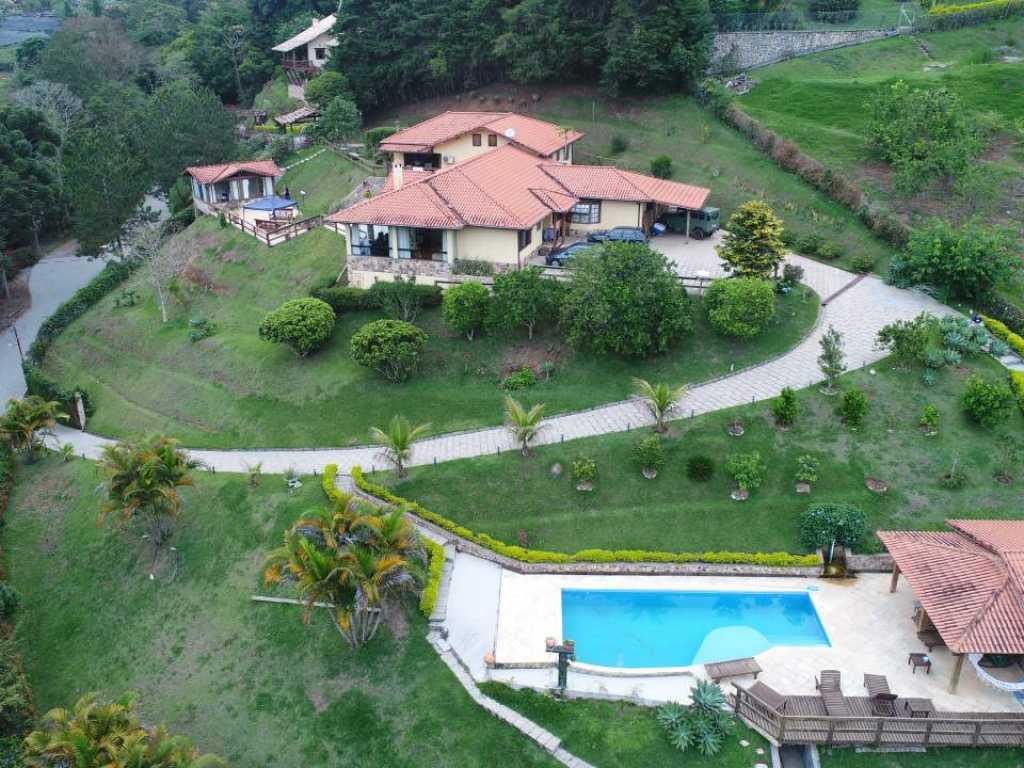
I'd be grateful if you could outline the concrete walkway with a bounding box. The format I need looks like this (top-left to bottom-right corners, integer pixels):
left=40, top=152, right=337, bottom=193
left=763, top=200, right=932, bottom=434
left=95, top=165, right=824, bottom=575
left=49, top=247, right=954, bottom=472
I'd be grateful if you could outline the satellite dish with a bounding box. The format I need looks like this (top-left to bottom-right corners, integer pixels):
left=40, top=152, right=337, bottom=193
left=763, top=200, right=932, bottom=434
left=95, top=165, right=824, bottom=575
left=505, top=127, right=516, bottom=139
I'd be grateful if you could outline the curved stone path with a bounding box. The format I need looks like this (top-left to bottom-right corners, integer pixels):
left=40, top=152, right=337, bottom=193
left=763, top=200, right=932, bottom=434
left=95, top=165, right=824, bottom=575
left=49, top=251, right=953, bottom=472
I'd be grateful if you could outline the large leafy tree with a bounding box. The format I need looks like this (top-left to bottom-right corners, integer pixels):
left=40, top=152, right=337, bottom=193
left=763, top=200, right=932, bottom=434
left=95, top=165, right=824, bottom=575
left=189, top=0, right=274, bottom=103
left=561, top=242, right=693, bottom=357
left=716, top=200, right=786, bottom=279
left=23, top=692, right=228, bottom=767
left=0, top=105, right=64, bottom=253
left=37, top=17, right=147, bottom=100
left=488, top=266, right=561, bottom=339
left=309, top=95, right=362, bottom=144
left=97, top=435, right=203, bottom=551
left=264, top=500, right=426, bottom=649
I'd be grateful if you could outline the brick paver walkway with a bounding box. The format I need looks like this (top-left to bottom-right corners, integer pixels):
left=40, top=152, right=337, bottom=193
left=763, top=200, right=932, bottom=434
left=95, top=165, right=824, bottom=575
left=49, top=253, right=954, bottom=472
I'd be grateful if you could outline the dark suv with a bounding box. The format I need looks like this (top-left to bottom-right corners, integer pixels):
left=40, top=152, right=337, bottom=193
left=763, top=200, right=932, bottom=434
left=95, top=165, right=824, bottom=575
left=545, top=241, right=595, bottom=267
left=586, top=226, right=648, bottom=244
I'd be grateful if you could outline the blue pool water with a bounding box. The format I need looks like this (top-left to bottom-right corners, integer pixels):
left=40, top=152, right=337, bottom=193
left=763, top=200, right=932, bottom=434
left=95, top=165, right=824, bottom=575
left=561, top=589, right=830, bottom=668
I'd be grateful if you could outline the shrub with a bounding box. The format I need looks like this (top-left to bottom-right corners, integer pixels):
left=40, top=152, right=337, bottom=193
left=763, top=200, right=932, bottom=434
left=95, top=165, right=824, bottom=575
left=726, top=451, right=766, bottom=491
left=419, top=538, right=445, bottom=617
left=350, top=319, right=427, bottom=382
left=716, top=201, right=786, bottom=279
left=781, top=263, right=804, bottom=287
left=817, top=242, right=843, bottom=260
left=772, top=386, right=799, bottom=426
left=981, top=315, right=1024, bottom=357
left=1011, top=371, right=1024, bottom=416
left=258, top=298, right=335, bottom=357
left=452, top=259, right=495, bottom=276
left=609, top=134, right=629, bottom=155
left=961, top=373, right=1014, bottom=428
left=808, top=0, right=860, bottom=21
left=633, top=435, right=665, bottom=472
left=921, top=403, right=940, bottom=431
left=705, top=278, right=775, bottom=338
left=838, top=388, right=869, bottom=426
left=658, top=681, right=734, bottom=757
left=363, top=125, right=398, bottom=157
left=650, top=155, right=673, bottom=179
left=442, top=281, right=490, bottom=341
left=686, top=454, right=715, bottom=482
left=489, top=266, right=561, bottom=340
left=311, top=284, right=374, bottom=312
left=0, top=585, right=18, bottom=621
left=368, top=278, right=441, bottom=322
left=502, top=367, right=537, bottom=391
left=572, top=457, right=598, bottom=485
left=561, top=242, right=692, bottom=358
left=850, top=253, right=876, bottom=273
left=875, top=313, right=934, bottom=368
left=939, top=459, right=969, bottom=489
left=799, top=503, right=866, bottom=562
left=796, top=234, right=823, bottom=255
left=795, top=455, right=819, bottom=485
left=304, top=70, right=352, bottom=109
left=0, top=636, right=33, bottom=735
left=187, top=317, right=216, bottom=343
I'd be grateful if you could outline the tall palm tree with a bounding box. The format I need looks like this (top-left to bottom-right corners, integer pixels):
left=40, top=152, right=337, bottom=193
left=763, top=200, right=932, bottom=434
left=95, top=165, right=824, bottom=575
left=504, top=396, right=546, bottom=456
left=369, top=415, right=431, bottom=478
left=264, top=505, right=426, bottom=649
left=0, top=395, right=67, bottom=461
left=632, top=378, right=686, bottom=433
left=98, top=435, right=204, bottom=549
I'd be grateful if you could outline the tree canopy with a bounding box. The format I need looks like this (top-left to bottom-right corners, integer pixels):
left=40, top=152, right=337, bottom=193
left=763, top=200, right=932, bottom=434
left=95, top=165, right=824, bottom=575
left=0, top=106, right=64, bottom=252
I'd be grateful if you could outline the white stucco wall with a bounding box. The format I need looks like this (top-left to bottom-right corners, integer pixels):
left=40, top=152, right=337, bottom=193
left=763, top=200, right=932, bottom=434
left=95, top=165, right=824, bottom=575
left=305, top=32, right=337, bottom=69
left=569, top=200, right=642, bottom=234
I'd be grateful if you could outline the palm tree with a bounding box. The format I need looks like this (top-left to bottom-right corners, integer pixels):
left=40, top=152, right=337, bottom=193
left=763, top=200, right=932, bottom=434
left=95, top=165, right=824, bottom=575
left=504, top=396, right=546, bottom=456
left=368, top=415, right=431, bottom=478
left=0, top=395, right=67, bottom=461
left=97, top=435, right=203, bottom=551
left=264, top=504, right=426, bottom=649
left=632, top=378, right=686, bottom=433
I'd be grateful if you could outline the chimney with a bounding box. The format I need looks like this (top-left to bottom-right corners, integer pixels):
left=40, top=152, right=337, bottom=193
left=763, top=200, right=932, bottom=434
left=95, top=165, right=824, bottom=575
left=392, top=158, right=403, bottom=190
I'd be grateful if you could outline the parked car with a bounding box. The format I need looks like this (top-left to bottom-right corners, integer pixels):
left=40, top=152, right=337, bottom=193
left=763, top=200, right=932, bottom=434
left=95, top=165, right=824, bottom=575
left=586, top=226, right=648, bottom=244
left=545, top=241, right=596, bottom=267
left=660, top=207, right=720, bottom=239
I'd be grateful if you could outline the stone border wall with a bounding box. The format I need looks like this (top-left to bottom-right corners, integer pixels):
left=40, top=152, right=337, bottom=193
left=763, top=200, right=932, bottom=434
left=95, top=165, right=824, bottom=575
left=712, top=29, right=897, bottom=71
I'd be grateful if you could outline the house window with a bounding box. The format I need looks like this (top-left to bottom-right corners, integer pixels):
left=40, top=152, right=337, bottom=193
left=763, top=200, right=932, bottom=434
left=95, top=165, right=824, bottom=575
left=314, top=47, right=326, bottom=60
left=570, top=200, right=601, bottom=224
left=518, top=228, right=532, bottom=251
left=472, top=133, right=482, bottom=147
left=488, top=134, right=498, bottom=147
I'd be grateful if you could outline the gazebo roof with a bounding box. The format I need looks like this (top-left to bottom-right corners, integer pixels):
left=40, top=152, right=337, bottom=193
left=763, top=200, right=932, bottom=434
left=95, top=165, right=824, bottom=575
left=878, top=520, right=1024, bottom=655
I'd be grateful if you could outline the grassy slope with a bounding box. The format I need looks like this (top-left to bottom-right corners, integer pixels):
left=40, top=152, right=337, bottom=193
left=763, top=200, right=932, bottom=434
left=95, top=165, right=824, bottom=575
left=3, top=458, right=559, bottom=768
left=252, top=70, right=301, bottom=116
left=41, top=215, right=818, bottom=448
left=378, top=354, right=1024, bottom=554
left=282, top=146, right=367, bottom=216
left=382, top=89, right=894, bottom=274
left=739, top=21, right=1024, bottom=230
left=820, top=745, right=1024, bottom=767
left=482, top=683, right=769, bottom=768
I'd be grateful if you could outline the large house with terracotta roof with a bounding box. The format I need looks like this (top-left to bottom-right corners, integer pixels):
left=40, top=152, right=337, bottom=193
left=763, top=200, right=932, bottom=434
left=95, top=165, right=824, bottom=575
left=327, top=111, right=711, bottom=288
left=185, top=160, right=284, bottom=215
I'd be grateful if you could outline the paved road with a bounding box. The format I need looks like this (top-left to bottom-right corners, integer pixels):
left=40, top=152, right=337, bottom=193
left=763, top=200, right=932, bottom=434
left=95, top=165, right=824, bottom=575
left=1, top=242, right=107, bottom=404
left=48, top=243, right=956, bottom=473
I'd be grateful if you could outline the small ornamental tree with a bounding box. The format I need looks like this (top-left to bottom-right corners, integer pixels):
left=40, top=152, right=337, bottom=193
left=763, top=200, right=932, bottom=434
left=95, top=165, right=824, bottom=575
left=818, top=325, right=846, bottom=394
left=504, top=396, right=545, bottom=456
left=838, top=388, right=868, bottom=427
left=795, top=454, right=819, bottom=486
left=258, top=298, right=335, bottom=356
left=561, top=242, right=692, bottom=357
left=875, top=313, right=934, bottom=368
left=369, top=415, right=431, bottom=478
left=633, top=378, right=686, bottom=433
left=726, top=451, right=767, bottom=494
left=772, top=386, right=799, bottom=426
left=311, top=95, right=362, bottom=143
left=961, top=374, right=1014, bottom=429
left=633, top=434, right=665, bottom=476
left=350, top=319, right=427, bottom=382
left=704, top=277, right=775, bottom=338
left=442, top=281, right=490, bottom=341
left=715, top=200, right=786, bottom=279
left=488, top=266, right=560, bottom=339
left=800, top=503, right=866, bottom=563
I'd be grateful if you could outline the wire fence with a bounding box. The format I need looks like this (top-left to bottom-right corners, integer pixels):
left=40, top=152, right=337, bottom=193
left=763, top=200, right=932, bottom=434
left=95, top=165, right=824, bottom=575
left=714, top=5, right=914, bottom=31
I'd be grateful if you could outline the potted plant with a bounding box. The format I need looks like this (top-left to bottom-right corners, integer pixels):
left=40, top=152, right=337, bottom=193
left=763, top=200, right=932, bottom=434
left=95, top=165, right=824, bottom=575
left=633, top=435, right=665, bottom=479
left=726, top=451, right=766, bottom=501
left=727, top=417, right=745, bottom=437
left=573, top=456, right=597, bottom=492
left=795, top=454, right=819, bottom=494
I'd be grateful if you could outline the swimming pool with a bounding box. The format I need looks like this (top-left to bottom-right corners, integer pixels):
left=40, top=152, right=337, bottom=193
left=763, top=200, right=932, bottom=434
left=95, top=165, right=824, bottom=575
left=561, top=589, right=830, bottom=668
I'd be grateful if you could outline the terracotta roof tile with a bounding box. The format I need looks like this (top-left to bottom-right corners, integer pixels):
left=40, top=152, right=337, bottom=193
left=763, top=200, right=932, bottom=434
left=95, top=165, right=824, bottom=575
left=185, top=160, right=283, bottom=185
left=540, top=164, right=710, bottom=209
left=379, top=111, right=583, bottom=158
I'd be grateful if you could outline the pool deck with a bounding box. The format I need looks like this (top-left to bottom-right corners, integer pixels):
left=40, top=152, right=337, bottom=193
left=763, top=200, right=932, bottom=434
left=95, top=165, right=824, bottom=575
left=442, top=552, right=1022, bottom=713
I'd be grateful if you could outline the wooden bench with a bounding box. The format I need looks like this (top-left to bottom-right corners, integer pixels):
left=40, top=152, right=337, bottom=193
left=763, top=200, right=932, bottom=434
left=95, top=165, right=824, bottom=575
left=705, top=657, right=762, bottom=682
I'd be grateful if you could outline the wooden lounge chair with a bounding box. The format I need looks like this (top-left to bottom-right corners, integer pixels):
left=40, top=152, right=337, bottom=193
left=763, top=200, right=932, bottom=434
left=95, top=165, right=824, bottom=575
left=864, top=674, right=898, bottom=716
left=816, top=670, right=852, bottom=716
left=746, top=681, right=787, bottom=713
left=917, top=629, right=945, bottom=651
left=705, top=657, right=762, bottom=683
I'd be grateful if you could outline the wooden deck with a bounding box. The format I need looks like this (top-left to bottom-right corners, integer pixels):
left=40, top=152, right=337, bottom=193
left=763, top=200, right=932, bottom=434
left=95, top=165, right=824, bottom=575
left=733, top=685, right=1024, bottom=748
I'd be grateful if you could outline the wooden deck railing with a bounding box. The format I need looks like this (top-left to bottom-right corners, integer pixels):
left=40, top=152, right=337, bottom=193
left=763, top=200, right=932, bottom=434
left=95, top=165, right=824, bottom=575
left=733, top=685, right=1024, bottom=748
left=225, top=212, right=324, bottom=247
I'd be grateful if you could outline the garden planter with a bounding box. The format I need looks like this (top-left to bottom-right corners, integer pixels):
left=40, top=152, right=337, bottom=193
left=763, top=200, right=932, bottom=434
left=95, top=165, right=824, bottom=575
left=727, top=422, right=745, bottom=438
left=550, top=463, right=563, bottom=478
left=795, top=482, right=811, bottom=494
left=865, top=477, right=888, bottom=494
left=576, top=481, right=593, bottom=492
left=642, top=467, right=658, bottom=480
left=730, top=488, right=749, bottom=502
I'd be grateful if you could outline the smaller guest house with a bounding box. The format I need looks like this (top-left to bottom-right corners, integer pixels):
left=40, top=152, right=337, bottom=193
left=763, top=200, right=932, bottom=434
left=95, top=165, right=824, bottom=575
left=185, top=160, right=284, bottom=216
left=272, top=14, right=337, bottom=98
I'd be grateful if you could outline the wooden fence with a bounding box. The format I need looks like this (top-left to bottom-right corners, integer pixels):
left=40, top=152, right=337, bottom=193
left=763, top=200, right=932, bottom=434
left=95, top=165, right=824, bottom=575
left=225, top=212, right=324, bottom=247
left=733, top=685, right=1024, bottom=748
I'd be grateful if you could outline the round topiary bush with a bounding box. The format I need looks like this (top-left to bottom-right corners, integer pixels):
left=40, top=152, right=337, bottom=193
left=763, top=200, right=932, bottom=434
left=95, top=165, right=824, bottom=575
left=350, top=319, right=428, bottom=382
left=686, top=454, right=715, bottom=482
left=704, top=277, right=775, bottom=338
left=258, top=297, right=336, bottom=357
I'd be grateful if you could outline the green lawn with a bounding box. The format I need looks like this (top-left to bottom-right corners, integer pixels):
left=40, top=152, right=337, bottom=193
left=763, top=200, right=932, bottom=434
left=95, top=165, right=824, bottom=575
left=820, top=745, right=1024, bottom=767
left=378, top=354, right=1024, bottom=555
left=40, top=217, right=818, bottom=449
left=482, top=683, right=770, bottom=768
left=383, top=88, right=895, bottom=274
left=3, top=457, right=560, bottom=767
left=281, top=146, right=368, bottom=216
left=740, top=20, right=1024, bottom=234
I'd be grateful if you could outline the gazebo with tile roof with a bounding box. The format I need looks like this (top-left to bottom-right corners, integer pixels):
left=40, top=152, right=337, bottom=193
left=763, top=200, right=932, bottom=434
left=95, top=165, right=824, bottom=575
left=879, top=520, right=1024, bottom=693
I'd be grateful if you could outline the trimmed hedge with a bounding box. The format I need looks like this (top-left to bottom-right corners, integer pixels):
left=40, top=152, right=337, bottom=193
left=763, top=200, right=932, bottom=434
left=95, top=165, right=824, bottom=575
left=322, top=464, right=445, bottom=618
left=351, top=466, right=822, bottom=568
left=981, top=315, right=1024, bottom=358
left=310, top=282, right=443, bottom=315
left=927, top=0, right=1024, bottom=27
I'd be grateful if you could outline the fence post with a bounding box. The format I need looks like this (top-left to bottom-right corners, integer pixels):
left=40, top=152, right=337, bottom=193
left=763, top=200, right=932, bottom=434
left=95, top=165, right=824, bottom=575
left=874, top=718, right=884, bottom=745
left=972, top=721, right=981, bottom=746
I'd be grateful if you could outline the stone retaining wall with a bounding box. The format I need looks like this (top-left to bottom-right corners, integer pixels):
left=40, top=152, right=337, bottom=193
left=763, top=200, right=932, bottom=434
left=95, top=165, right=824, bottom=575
left=846, top=552, right=894, bottom=573
left=712, top=29, right=897, bottom=71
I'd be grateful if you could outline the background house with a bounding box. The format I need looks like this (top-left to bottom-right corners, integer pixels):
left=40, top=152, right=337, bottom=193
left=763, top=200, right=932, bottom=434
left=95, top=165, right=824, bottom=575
left=272, top=14, right=338, bottom=99
left=185, top=160, right=284, bottom=215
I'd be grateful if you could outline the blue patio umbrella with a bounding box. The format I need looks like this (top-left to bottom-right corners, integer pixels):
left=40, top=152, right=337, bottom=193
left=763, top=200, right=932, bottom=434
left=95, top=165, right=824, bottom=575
left=242, top=195, right=297, bottom=211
